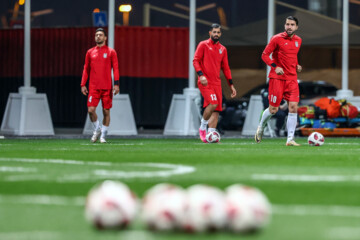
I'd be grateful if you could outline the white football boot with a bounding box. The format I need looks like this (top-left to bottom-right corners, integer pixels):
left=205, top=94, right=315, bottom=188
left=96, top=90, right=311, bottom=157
left=254, top=126, right=264, bottom=143
left=91, top=129, right=101, bottom=143
left=100, top=137, right=107, bottom=143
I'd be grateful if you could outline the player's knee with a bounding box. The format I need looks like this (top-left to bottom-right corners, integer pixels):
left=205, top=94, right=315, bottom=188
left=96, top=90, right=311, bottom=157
left=88, top=107, right=96, bottom=114
left=269, top=106, right=278, bottom=114
left=288, top=104, right=298, bottom=113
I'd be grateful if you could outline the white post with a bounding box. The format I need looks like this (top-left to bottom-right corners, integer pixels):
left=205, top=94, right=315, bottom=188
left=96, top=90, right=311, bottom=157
left=337, top=0, right=353, bottom=98
left=342, top=0, right=348, bottom=91
left=143, top=3, right=150, bottom=27
left=266, top=0, right=275, bottom=83
left=24, top=0, right=31, bottom=88
left=108, top=0, right=115, bottom=83
left=183, top=0, right=197, bottom=135
left=188, top=0, right=196, bottom=89
left=108, top=0, right=115, bottom=49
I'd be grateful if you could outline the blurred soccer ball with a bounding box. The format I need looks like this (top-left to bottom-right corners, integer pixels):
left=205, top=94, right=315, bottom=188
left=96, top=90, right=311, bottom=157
left=206, top=131, right=221, bottom=143
left=85, top=180, right=137, bottom=229
left=141, top=183, right=187, bottom=231
left=308, top=132, right=325, bottom=146
left=183, top=184, right=227, bottom=232
left=225, top=184, right=272, bottom=233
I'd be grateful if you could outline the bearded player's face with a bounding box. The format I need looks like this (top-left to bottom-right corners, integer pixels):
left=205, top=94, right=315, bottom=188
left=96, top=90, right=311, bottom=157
left=284, top=19, right=298, bottom=36
left=95, top=31, right=106, bottom=45
left=209, top=28, right=222, bottom=42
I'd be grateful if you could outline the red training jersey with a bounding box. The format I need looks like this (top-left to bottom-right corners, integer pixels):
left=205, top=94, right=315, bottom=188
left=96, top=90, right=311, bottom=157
left=262, top=32, right=302, bottom=81
left=81, top=45, right=119, bottom=90
left=193, top=38, right=232, bottom=86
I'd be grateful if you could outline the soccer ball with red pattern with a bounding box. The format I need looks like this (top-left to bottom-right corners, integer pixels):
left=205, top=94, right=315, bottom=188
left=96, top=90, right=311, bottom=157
left=308, top=132, right=325, bottom=146
left=206, top=131, right=221, bottom=143
left=225, top=184, right=272, bottom=233
left=85, top=180, right=138, bottom=229
left=141, top=183, right=187, bottom=231
left=183, top=184, right=227, bottom=232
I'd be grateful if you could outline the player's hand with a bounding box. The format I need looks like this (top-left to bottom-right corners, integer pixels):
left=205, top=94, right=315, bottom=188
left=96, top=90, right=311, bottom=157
left=200, top=76, right=208, bottom=86
left=81, top=86, right=88, bottom=96
left=275, top=67, right=284, bottom=75
left=297, top=65, right=302, bottom=73
left=113, top=85, right=120, bottom=95
left=230, top=85, right=237, bottom=98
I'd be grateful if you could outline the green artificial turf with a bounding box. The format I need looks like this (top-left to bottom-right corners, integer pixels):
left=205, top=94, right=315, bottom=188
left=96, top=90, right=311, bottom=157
left=0, top=138, right=359, bottom=240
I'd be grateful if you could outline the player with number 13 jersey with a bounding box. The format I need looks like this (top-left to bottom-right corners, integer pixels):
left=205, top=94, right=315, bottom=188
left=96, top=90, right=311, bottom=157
left=193, top=23, right=237, bottom=143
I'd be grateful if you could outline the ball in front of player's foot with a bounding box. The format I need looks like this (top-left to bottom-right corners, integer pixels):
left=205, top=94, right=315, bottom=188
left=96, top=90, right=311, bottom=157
left=206, top=131, right=221, bottom=143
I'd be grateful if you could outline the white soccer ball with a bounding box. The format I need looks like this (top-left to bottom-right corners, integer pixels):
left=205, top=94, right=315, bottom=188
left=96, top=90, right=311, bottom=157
left=308, top=132, right=325, bottom=146
left=206, top=131, right=221, bottom=143
left=141, top=183, right=187, bottom=231
left=183, top=184, right=227, bottom=232
left=85, top=180, right=138, bottom=229
left=225, top=184, right=272, bottom=233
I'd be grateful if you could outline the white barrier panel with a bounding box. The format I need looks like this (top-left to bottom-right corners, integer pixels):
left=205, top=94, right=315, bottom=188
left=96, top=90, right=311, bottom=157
left=1, top=87, right=54, bottom=135
left=164, top=88, right=201, bottom=136
left=83, top=94, right=137, bottom=135
left=241, top=95, right=263, bottom=136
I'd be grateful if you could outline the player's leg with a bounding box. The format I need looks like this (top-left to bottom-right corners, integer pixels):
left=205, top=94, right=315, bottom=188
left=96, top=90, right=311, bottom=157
left=88, top=90, right=101, bottom=143
left=99, top=89, right=113, bottom=143
left=100, top=108, right=110, bottom=143
left=255, top=79, right=284, bottom=143
left=200, top=103, right=218, bottom=142
left=285, top=101, right=300, bottom=146
left=284, top=81, right=300, bottom=146
left=208, top=111, right=219, bottom=132
left=208, top=87, right=222, bottom=133
left=198, top=84, right=218, bottom=142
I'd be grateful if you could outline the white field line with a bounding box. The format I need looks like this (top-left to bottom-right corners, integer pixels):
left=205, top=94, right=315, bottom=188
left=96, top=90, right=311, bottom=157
left=272, top=205, right=360, bottom=218
left=0, top=194, right=85, bottom=206
left=326, top=143, right=360, bottom=145
left=1, top=194, right=360, bottom=219
left=0, top=166, right=37, bottom=173
left=0, top=231, right=61, bottom=240
left=93, top=162, right=196, bottom=178
left=325, top=227, right=360, bottom=239
left=80, top=143, right=144, bottom=146
left=251, top=174, right=360, bottom=182
left=0, top=157, right=112, bottom=166
left=0, top=158, right=196, bottom=182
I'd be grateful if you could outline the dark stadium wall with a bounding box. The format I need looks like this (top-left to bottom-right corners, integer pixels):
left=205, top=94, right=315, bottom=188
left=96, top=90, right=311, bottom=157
left=0, top=27, right=189, bottom=128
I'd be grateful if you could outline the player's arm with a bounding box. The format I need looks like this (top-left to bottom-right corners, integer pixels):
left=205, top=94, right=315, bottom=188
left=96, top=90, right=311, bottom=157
left=111, top=49, right=120, bottom=95
left=193, top=42, right=207, bottom=86
left=296, top=39, right=302, bottom=73
left=221, top=48, right=236, bottom=98
left=262, top=37, right=284, bottom=75
left=81, top=51, right=90, bottom=95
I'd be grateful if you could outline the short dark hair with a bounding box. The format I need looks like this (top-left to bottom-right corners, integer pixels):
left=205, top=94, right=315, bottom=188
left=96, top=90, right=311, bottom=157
left=95, top=28, right=107, bottom=36
left=286, top=16, right=298, bottom=25
left=210, top=23, right=221, bottom=31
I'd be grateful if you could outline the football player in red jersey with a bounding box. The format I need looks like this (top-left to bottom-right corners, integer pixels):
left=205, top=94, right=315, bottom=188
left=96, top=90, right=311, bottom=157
left=81, top=28, right=120, bottom=143
left=193, top=23, right=237, bottom=143
left=255, top=16, right=302, bottom=146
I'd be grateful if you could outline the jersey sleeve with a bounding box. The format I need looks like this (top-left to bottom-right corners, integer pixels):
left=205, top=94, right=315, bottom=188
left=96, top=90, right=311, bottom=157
left=297, top=38, right=302, bottom=66
left=193, top=42, right=205, bottom=74
left=261, top=36, right=277, bottom=68
left=80, top=50, right=91, bottom=86
left=221, top=48, right=233, bottom=86
left=111, top=49, right=120, bottom=83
